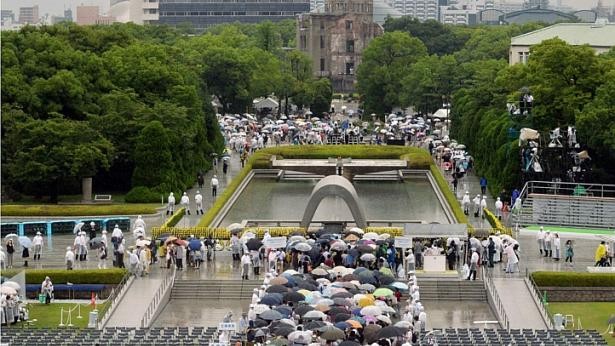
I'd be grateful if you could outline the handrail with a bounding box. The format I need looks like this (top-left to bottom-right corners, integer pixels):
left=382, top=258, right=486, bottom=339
left=482, top=269, right=510, bottom=330
left=524, top=269, right=555, bottom=330
left=140, top=267, right=176, bottom=328
left=98, top=272, right=133, bottom=329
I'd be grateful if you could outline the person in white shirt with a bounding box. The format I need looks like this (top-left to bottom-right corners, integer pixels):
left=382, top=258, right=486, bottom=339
left=462, top=191, right=471, bottom=215
left=467, top=248, right=479, bottom=280
left=111, top=224, right=123, bottom=251
left=544, top=231, right=552, bottom=258
left=65, top=246, right=75, bottom=270
left=180, top=192, right=191, bottom=215
left=504, top=243, right=519, bottom=273
left=241, top=253, right=252, bottom=280
left=33, top=232, right=43, bottom=261
left=552, top=233, right=561, bottom=261
left=194, top=191, right=204, bottom=215
left=480, top=196, right=488, bottom=218
left=536, top=227, right=545, bottom=256
left=134, top=215, right=146, bottom=230
left=101, top=230, right=108, bottom=249
left=268, top=250, right=277, bottom=272
left=495, top=197, right=503, bottom=220
left=211, top=175, right=219, bottom=198
left=472, top=194, right=481, bottom=217
left=166, top=192, right=175, bottom=216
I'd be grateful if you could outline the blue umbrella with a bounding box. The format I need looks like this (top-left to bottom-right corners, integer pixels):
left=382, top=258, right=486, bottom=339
left=188, top=239, right=202, bottom=251
left=335, top=322, right=349, bottom=330
left=274, top=306, right=292, bottom=317
left=261, top=294, right=283, bottom=306
left=18, top=236, right=32, bottom=248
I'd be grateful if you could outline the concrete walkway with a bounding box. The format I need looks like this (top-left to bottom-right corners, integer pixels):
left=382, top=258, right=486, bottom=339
left=104, top=273, right=163, bottom=328
left=493, top=278, right=548, bottom=329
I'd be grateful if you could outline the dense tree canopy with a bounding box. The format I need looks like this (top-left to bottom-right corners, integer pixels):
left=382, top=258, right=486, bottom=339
left=1, top=22, right=323, bottom=201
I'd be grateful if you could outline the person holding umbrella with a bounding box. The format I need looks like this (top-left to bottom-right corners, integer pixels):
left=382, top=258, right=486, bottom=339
left=19, top=236, right=31, bottom=267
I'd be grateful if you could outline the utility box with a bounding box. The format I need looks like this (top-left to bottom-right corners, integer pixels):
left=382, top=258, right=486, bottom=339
left=88, top=310, right=98, bottom=328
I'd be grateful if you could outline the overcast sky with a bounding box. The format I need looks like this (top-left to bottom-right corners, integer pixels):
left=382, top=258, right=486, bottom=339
left=0, top=0, right=609, bottom=18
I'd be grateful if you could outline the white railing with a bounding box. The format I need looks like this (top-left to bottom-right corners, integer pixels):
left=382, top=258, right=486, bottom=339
left=98, top=273, right=134, bottom=329
left=140, top=267, right=176, bottom=328
left=482, top=269, right=510, bottom=330
left=524, top=269, right=554, bottom=330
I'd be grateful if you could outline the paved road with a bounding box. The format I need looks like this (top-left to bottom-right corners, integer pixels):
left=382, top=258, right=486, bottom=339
left=493, top=278, right=548, bottom=329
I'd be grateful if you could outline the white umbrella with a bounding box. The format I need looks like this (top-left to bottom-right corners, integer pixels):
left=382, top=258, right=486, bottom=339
left=289, top=235, right=306, bottom=243
left=254, top=304, right=270, bottom=314
left=228, top=223, right=243, bottom=232
left=0, top=286, right=17, bottom=295
left=360, top=306, right=382, bottom=316
left=303, top=310, right=326, bottom=319
left=73, top=222, right=85, bottom=234
left=360, top=253, right=376, bottom=262
left=2, top=281, right=20, bottom=291
left=4, top=233, right=18, bottom=242
left=379, top=233, right=390, bottom=240
left=347, top=227, right=364, bottom=235
left=363, top=232, right=379, bottom=240
left=294, top=243, right=312, bottom=252
left=377, top=315, right=392, bottom=325
left=395, top=320, right=412, bottom=329
left=330, top=266, right=348, bottom=276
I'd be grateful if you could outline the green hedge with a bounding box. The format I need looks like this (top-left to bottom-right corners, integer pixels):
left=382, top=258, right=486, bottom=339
left=483, top=207, right=513, bottom=236
left=0, top=204, right=158, bottom=217
left=125, top=186, right=162, bottom=203
left=197, top=146, right=432, bottom=227
left=429, top=164, right=473, bottom=233
left=531, top=271, right=615, bottom=287
left=1, top=269, right=127, bottom=284
left=162, top=207, right=185, bottom=228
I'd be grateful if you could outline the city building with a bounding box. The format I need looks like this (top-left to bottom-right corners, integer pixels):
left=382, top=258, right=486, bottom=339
left=156, top=0, right=309, bottom=31
left=19, top=5, right=39, bottom=24
left=51, top=9, right=74, bottom=24
left=395, top=0, right=439, bottom=21
left=509, top=21, right=615, bottom=64
left=439, top=0, right=494, bottom=24
left=77, top=5, right=101, bottom=25
left=297, top=0, right=383, bottom=92
left=109, top=0, right=159, bottom=25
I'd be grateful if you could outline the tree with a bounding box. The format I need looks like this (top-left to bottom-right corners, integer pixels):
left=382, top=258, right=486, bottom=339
left=310, top=78, right=333, bottom=115
left=403, top=54, right=458, bottom=113
left=132, top=121, right=175, bottom=191
left=357, top=32, right=427, bottom=115
left=383, top=17, right=470, bottom=56
left=202, top=47, right=252, bottom=114
left=4, top=116, right=113, bottom=201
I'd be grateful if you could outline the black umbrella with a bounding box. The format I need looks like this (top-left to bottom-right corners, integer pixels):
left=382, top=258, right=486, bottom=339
left=357, top=245, right=374, bottom=253
left=376, top=326, right=405, bottom=339
left=273, top=326, right=295, bottom=337
left=283, top=291, right=305, bottom=303
left=274, top=306, right=293, bottom=317
left=378, top=275, right=396, bottom=285
left=341, top=274, right=359, bottom=282
left=333, top=313, right=352, bottom=323
left=331, top=291, right=353, bottom=299
left=89, top=237, right=104, bottom=250
left=267, top=285, right=289, bottom=294
left=353, top=267, right=368, bottom=275
left=339, top=341, right=361, bottom=346
left=261, top=294, right=283, bottom=306
left=252, top=319, right=269, bottom=328
left=328, top=306, right=349, bottom=316
left=358, top=271, right=377, bottom=284
left=297, top=281, right=318, bottom=291
left=295, top=305, right=314, bottom=316
left=260, top=310, right=284, bottom=321
left=247, top=238, right=263, bottom=251
left=304, top=320, right=326, bottom=331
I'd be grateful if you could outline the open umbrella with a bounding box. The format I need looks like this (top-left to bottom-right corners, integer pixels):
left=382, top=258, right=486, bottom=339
left=346, top=320, right=363, bottom=329
left=379, top=267, right=394, bottom=277
left=289, top=235, right=306, bottom=243
left=18, top=236, right=32, bottom=248
left=330, top=266, right=348, bottom=276
left=73, top=222, right=84, bottom=234
left=283, top=291, right=305, bottom=303
left=330, top=242, right=347, bottom=251
left=228, top=223, right=243, bottom=232
left=360, top=306, right=382, bottom=316
left=304, top=320, right=326, bottom=330
left=274, top=306, right=293, bottom=318
left=0, top=286, right=17, bottom=295
left=252, top=319, right=269, bottom=328
left=303, top=310, right=326, bottom=320
left=247, top=238, right=263, bottom=251
left=164, top=236, right=178, bottom=245
left=295, top=305, right=314, bottom=316
left=377, top=315, right=392, bottom=325
left=373, top=288, right=394, bottom=298
left=311, top=268, right=328, bottom=276
left=261, top=294, right=283, bottom=306
left=364, top=324, right=382, bottom=343
left=377, top=326, right=404, bottom=339
left=273, top=326, right=295, bottom=337
left=333, top=313, right=352, bottom=323
left=188, top=239, right=201, bottom=250
left=363, top=232, right=379, bottom=240
left=378, top=276, right=396, bottom=285
left=267, top=285, right=289, bottom=294
left=294, top=243, right=312, bottom=252
left=254, top=304, right=270, bottom=314
left=136, top=239, right=151, bottom=248
left=344, top=234, right=360, bottom=242
left=319, top=326, right=345, bottom=341
left=89, top=237, right=104, bottom=250
left=260, top=309, right=284, bottom=321
left=359, top=284, right=376, bottom=292
left=390, top=282, right=409, bottom=291
left=360, top=254, right=376, bottom=262
left=270, top=276, right=288, bottom=286
left=331, top=291, right=353, bottom=299
left=2, top=281, right=20, bottom=291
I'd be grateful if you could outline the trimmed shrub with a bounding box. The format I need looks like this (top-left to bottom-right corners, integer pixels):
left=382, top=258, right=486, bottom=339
left=125, top=186, right=161, bottom=203
left=483, top=207, right=513, bottom=236
left=1, top=268, right=127, bottom=284
left=0, top=204, right=157, bottom=217
left=429, top=164, right=473, bottom=233
left=162, top=207, right=185, bottom=228
left=531, top=271, right=615, bottom=287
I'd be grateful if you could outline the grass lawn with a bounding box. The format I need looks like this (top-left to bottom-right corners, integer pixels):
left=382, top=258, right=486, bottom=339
left=25, top=301, right=109, bottom=328
left=526, top=225, right=614, bottom=236
left=547, top=302, right=615, bottom=345
left=1, top=203, right=161, bottom=217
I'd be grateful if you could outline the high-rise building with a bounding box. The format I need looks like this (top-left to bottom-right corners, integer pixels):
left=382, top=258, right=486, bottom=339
left=156, top=0, right=309, bottom=31
left=76, top=5, right=101, bottom=25
left=19, top=5, right=39, bottom=24
left=394, top=0, right=439, bottom=20
left=109, top=0, right=159, bottom=25
left=297, top=0, right=383, bottom=92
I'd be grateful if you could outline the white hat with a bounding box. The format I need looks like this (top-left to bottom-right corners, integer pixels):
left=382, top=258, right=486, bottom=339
left=102, top=230, right=108, bottom=234
left=196, top=190, right=200, bottom=194
left=115, top=224, right=119, bottom=228
left=183, top=192, right=187, bottom=195
left=471, top=248, right=477, bottom=252
left=36, top=231, right=41, bottom=235
left=90, top=222, right=96, bottom=226
left=66, top=246, right=72, bottom=250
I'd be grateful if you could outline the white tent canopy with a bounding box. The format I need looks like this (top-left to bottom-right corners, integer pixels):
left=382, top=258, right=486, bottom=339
left=253, top=97, right=279, bottom=110
left=432, top=109, right=449, bottom=119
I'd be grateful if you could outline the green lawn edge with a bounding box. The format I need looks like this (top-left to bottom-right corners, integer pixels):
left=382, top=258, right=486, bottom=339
left=546, top=302, right=615, bottom=346
left=1, top=204, right=160, bottom=217
left=525, top=225, right=615, bottom=236
left=197, top=145, right=468, bottom=228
